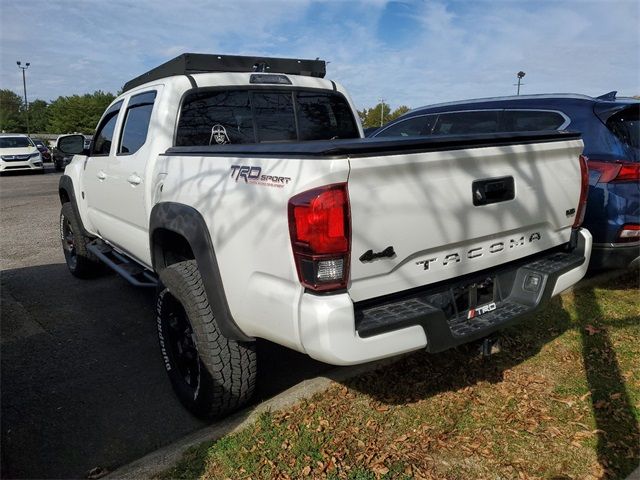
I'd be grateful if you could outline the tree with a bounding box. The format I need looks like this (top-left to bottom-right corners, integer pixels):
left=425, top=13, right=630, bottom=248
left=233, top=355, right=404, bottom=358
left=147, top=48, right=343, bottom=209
left=388, top=105, right=410, bottom=122
left=358, top=102, right=411, bottom=129
left=47, top=91, right=116, bottom=134
left=28, top=99, right=50, bottom=134
left=0, top=89, right=25, bottom=132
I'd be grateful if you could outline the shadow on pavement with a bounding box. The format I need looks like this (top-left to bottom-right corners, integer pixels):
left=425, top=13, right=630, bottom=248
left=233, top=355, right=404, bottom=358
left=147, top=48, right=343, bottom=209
left=0, top=262, right=329, bottom=479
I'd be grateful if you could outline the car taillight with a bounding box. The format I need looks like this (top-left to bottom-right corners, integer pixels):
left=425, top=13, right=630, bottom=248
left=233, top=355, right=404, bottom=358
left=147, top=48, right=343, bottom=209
left=288, top=183, right=350, bottom=292
left=573, top=154, right=589, bottom=229
left=618, top=224, right=640, bottom=242
left=589, top=160, right=640, bottom=183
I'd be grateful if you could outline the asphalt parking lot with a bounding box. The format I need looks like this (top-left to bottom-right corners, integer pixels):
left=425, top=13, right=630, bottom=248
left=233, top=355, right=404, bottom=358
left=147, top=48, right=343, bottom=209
left=0, top=165, right=330, bottom=479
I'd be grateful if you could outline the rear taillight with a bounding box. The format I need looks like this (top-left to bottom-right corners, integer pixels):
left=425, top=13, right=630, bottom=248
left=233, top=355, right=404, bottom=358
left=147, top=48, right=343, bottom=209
left=573, top=154, right=589, bottom=229
left=618, top=224, right=640, bottom=242
left=589, top=160, right=640, bottom=183
left=288, top=183, right=350, bottom=292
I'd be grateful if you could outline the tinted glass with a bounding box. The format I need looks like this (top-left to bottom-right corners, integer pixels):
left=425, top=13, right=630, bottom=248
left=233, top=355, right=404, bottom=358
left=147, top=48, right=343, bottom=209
left=0, top=137, right=33, bottom=148
left=607, top=105, right=639, bottom=150
left=176, top=89, right=360, bottom=146
left=503, top=110, right=565, bottom=132
left=376, top=115, right=436, bottom=137
left=433, top=111, right=499, bottom=135
left=92, top=101, right=123, bottom=156
left=253, top=91, right=296, bottom=142
left=176, top=91, right=254, bottom=146
left=119, top=91, right=156, bottom=154
left=296, top=92, right=359, bottom=140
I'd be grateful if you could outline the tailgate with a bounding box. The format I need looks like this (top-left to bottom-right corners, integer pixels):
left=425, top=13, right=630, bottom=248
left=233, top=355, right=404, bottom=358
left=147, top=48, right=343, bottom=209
left=347, top=133, right=584, bottom=302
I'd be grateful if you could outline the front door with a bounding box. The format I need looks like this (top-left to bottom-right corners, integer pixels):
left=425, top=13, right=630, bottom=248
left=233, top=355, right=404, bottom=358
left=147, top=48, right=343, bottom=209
left=83, top=100, right=123, bottom=237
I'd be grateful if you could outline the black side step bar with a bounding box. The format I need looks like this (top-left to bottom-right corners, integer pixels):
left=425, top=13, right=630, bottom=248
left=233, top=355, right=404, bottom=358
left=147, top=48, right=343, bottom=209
left=87, top=240, right=157, bottom=287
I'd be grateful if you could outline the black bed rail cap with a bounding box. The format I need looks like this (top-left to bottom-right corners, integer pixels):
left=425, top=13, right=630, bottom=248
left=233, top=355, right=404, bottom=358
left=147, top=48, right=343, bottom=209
left=123, top=53, right=326, bottom=92
left=164, top=130, right=583, bottom=159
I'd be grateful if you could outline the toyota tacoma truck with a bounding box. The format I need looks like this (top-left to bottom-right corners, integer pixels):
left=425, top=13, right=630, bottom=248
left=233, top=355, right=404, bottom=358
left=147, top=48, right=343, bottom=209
left=57, top=53, right=592, bottom=418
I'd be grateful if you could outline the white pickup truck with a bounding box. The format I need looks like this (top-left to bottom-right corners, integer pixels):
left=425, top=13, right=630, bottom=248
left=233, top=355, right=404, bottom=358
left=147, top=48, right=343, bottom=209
left=57, top=54, right=592, bottom=418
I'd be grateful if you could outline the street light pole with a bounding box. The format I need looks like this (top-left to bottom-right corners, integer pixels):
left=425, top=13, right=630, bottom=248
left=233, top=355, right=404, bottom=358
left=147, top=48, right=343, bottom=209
left=515, top=71, right=526, bottom=95
left=379, top=97, right=385, bottom=127
left=16, top=61, right=30, bottom=135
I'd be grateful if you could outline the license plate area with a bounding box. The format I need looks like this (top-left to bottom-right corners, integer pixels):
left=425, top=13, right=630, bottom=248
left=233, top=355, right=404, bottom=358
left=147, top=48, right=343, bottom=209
left=449, top=276, right=496, bottom=319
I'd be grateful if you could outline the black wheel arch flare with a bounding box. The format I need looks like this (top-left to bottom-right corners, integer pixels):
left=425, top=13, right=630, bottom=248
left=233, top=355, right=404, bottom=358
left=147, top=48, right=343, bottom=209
left=58, top=175, right=91, bottom=236
left=149, top=202, right=254, bottom=342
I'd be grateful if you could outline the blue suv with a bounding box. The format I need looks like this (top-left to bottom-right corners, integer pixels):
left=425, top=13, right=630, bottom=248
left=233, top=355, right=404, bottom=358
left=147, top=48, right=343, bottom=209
left=370, top=92, right=639, bottom=270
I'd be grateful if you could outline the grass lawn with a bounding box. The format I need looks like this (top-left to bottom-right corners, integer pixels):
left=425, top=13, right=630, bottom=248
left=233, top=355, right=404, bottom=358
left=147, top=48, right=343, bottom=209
left=162, top=271, right=639, bottom=480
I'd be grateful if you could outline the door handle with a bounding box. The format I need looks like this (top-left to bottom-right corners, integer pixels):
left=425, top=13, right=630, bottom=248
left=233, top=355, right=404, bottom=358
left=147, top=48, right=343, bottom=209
left=127, top=173, right=142, bottom=186
left=97, top=170, right=106, bottom=181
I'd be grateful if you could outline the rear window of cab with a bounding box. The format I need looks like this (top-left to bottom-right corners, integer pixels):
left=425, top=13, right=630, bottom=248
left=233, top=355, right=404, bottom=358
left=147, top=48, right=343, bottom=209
left=175, top=88, right=359, bottom=146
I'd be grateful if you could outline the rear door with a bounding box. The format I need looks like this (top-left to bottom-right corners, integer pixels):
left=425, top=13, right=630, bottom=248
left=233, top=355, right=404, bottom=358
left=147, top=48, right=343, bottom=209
left=98, top=89, right=158, bottom=265
left=346, top=136, right=584, bottom=302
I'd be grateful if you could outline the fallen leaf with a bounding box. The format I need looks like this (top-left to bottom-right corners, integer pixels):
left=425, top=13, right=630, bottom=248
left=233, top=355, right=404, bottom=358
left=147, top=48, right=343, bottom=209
left=300, top=466, right=311, bottom=476
left=585, top=325, right=601, bottom=335
left=372, top=465, right=389, bottom=475
left=579, top=392, right=592, bottom=401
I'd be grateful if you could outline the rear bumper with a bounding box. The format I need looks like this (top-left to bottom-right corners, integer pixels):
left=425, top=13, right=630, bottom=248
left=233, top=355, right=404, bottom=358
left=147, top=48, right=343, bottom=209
left=589, top=241, right=640, bottom=270
left=299, top=229, right=591, bottom=365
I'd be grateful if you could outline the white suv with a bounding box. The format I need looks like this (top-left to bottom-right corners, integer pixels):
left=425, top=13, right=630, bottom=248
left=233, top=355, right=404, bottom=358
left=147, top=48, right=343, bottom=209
left=0, top=134, right=44, bottom=173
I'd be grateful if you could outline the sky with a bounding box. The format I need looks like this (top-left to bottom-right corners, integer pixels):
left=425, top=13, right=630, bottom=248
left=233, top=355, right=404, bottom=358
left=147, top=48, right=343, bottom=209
left=1, top=0, right=638, bottom=111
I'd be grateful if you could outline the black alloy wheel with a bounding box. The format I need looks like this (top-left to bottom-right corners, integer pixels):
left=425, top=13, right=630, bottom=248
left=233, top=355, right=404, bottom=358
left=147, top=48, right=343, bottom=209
left=61, top=213, right=78, bottom=270
left=163, top=295, right=201, bottom=395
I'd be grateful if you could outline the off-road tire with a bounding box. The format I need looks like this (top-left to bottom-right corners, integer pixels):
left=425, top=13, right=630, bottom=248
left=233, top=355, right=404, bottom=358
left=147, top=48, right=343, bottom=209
left=60, top=202, right=100, bottom=278
left=157, top=260, right=257, bottom=419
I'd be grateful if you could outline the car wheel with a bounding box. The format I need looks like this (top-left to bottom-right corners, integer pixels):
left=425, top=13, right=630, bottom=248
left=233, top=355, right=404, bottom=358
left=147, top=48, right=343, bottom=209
left=60, top=203, right=101, bottom=278
left=157, top=260, right=257, bottom=419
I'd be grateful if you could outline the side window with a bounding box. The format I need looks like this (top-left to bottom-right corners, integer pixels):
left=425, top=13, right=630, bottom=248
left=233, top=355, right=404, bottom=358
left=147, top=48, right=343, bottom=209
left=503, top=110, right=566, bottom=132
left=118, top=91, right=156, bottom=155
left=253, top=91, right=296, bottom=142
left=433, top=111, right=499, bottom=135
left=92, top=101, right=123, bottom=156
left=176, top=91, right=254, bottom=146
left=376, top=115, right=436, bottom=137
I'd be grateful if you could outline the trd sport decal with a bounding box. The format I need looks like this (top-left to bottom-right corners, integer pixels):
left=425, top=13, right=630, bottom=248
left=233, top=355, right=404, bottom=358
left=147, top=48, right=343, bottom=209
left=230, top=165, right=292, bottom=188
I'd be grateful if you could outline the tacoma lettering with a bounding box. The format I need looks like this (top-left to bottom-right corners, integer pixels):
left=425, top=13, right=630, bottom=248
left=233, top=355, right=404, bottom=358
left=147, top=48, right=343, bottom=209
left=416, top=232, right=542, bottom=271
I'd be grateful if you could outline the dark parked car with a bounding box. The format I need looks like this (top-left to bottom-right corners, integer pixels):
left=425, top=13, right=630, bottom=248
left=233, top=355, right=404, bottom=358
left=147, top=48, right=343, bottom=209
left=31, top=138, right=52, bottom=162
left=370, top=92, right=639, bottom=270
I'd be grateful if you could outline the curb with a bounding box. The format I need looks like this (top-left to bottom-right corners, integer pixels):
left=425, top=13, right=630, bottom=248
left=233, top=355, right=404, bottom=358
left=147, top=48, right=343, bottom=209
left=107, top=356, right=404, bottom=479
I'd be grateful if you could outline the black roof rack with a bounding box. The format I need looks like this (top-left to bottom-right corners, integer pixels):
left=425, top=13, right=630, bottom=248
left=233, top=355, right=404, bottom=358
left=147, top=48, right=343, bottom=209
left=122, top=53, right=326, bottom=92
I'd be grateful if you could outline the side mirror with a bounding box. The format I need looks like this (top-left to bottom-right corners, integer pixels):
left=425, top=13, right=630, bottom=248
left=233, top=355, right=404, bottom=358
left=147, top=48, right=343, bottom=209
left=57, top=135, right=87, bottom=155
